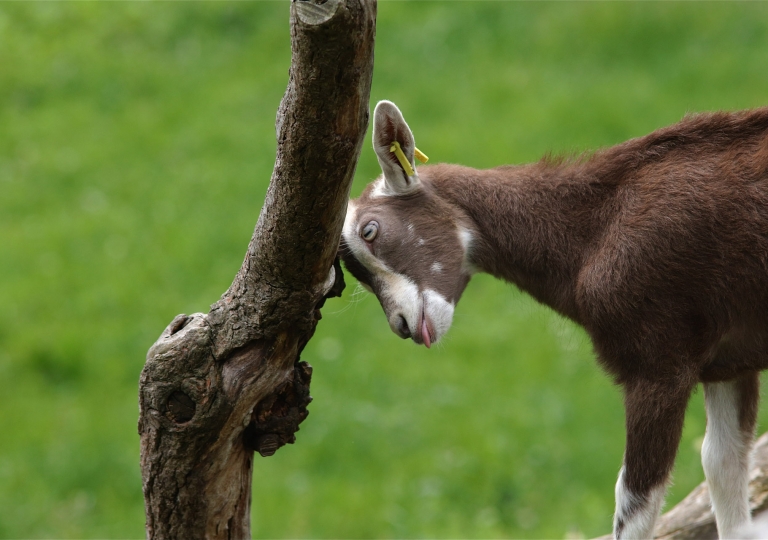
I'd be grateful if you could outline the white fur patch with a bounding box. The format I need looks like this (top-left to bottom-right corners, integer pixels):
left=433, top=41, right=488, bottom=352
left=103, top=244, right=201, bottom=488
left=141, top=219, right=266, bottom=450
left=343, top=200, right=359, bottom=240
left=458, top=226, right=472, bottom=252
left=613, top=466, right=666, bottom=540
left=702, top=380, right=752, bottom=539
left=381, top=272, right=420, bottom=336
left=369, top=174, right=421, bottom=198
left=423, top=289, right=454, bottom=343
left=370, top=177, right=389, bottom=199
left=457, top=226, right=477, bottom=274
left=735, top=513, right=768, bottom=539
left=431, top=262, right=443, bottom=274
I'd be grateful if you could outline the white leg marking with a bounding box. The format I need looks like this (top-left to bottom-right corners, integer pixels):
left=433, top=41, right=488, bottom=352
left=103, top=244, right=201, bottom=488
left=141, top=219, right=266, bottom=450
left=702, top=380, right=752, bottom=539
left=613, top=466, right=666, bottom=539
left=734, top=512, right=768, bottom=539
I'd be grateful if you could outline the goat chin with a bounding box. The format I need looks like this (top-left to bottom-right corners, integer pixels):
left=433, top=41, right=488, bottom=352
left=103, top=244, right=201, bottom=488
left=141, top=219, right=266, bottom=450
left=422, top=289, right=454, bottom=345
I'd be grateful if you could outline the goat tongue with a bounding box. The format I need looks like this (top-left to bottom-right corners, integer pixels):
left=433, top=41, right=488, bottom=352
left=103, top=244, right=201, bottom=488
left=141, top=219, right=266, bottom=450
left=421, top=318, right=431, bottom=348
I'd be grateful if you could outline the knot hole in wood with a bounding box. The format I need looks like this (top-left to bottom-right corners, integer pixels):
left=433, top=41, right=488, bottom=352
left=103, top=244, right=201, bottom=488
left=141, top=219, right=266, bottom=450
left=166, top=390, right=196, bottom=424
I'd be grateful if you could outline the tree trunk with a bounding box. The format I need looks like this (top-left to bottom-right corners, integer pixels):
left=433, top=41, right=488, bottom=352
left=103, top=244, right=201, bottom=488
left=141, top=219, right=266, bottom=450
left=138, top=1, right=376, bottom=538
left=594, top=431, right=768, bottom=540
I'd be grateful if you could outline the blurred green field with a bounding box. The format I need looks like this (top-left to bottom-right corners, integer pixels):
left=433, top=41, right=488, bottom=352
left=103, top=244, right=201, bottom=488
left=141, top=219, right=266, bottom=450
left=2, top=3, right=768, bottom=539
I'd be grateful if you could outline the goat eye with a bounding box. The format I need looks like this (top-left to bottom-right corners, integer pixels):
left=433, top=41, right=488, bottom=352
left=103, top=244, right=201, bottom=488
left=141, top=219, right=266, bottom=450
left=361, top=221, right=379, bottom=242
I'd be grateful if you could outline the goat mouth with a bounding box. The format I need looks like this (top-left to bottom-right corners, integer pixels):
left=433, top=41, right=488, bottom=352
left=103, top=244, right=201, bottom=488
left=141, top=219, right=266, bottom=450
left=417, top=303, right=434, bottom=348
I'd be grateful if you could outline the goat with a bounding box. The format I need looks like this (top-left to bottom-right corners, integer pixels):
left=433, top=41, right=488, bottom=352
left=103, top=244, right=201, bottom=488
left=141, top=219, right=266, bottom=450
left=339, top=100, right=768, bottom=539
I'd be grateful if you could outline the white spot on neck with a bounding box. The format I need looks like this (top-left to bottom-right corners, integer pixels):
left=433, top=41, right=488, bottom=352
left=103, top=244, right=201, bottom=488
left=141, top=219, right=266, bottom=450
left=458, top=227, right=472, bottom=252
left=457, top=226, right=477, bottom=274
left=431, top=262, right=443, bottom=274
left=417, top=238, right=425, bottom=246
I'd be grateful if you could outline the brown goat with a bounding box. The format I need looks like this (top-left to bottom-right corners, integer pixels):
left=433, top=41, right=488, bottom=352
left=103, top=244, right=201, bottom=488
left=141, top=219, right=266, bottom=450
left=340, top=101, right=768, bottom=539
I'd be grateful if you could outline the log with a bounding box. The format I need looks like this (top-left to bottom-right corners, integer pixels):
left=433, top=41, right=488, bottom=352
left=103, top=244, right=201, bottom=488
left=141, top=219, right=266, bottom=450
left=594, top=431, right=768, bottom=539
left=137, top=1, right=376, bottom=538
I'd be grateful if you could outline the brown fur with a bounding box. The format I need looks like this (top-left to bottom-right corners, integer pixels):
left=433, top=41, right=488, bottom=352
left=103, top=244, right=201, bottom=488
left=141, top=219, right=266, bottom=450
left=342, top=107, right=768, bottom=528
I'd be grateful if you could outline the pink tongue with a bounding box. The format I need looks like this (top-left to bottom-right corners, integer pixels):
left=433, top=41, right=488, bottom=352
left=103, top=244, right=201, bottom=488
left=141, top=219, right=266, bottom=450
left=421, top=318, right=431, bottom=348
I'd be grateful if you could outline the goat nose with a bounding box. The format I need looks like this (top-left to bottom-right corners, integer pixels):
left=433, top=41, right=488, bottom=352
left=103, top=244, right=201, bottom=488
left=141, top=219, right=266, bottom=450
left=396, top=315, right=411, bottom=339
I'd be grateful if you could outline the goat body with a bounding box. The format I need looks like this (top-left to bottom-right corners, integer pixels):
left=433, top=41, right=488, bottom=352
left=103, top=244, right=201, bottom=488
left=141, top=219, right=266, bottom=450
left=340, top=101, right=768, bottom=539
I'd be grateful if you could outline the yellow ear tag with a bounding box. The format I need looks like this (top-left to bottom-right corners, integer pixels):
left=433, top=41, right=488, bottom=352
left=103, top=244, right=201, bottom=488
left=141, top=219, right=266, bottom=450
left=414, top=148, right=429, bottom=164
left=389, top=141, right=415, bottom=177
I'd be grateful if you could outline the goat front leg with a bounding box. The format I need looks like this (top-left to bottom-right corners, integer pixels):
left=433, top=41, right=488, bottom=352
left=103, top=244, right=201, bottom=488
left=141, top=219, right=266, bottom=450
left=613, top=377, right=695, bottom=540
left=702, top=372, right=759, bottom=539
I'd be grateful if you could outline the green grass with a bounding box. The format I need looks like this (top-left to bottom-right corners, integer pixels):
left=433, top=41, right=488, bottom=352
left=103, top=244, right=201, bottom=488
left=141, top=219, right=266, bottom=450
left=2, top=3, right=768, bottom=538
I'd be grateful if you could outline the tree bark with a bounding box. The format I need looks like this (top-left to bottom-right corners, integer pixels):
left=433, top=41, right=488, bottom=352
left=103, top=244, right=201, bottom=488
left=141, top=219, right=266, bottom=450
left=594, top=431, right=768, bottom=540
left=138, top=1, right=376, bottom=538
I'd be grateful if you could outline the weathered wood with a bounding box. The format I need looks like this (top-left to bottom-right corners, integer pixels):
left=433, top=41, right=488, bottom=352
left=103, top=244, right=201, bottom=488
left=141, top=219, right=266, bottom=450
left=594, top=431, right=768, bottom=539
left=138, top=1, right=376, bottom=538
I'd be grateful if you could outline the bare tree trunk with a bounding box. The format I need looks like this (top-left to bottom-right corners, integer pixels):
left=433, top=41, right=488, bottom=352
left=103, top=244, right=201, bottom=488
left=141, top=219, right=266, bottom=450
left=138, top=1, right=376, bottom=538
left=594, top=431, right=768, bottom=540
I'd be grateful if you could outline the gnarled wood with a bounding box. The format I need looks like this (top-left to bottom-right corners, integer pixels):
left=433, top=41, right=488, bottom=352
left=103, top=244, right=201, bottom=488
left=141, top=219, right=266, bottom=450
left=138, top=1, right=376, bottom=538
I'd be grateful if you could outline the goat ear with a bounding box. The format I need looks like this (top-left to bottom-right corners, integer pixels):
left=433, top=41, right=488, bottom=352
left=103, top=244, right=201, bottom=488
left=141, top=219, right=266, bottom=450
left=372, top=100, right=421, bottom=195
